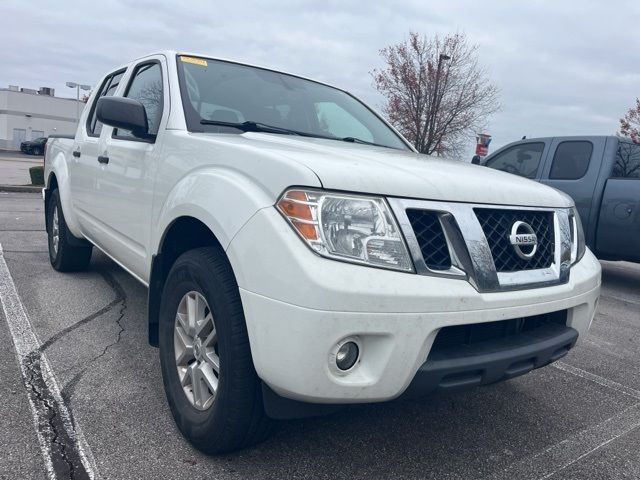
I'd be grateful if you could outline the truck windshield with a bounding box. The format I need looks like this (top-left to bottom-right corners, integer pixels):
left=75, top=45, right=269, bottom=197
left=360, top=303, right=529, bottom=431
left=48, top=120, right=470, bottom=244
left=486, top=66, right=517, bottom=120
left=176, top=55, right=409, bottom=150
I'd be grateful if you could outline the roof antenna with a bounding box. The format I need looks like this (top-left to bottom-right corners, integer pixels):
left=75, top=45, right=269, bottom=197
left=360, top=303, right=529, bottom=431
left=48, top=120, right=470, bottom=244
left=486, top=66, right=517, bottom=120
left=521, top=135, right=527, bottom=140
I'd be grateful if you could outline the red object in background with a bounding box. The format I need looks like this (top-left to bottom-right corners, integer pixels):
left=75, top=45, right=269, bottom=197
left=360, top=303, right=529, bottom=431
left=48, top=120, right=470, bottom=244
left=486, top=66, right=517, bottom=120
left=475, top=133, right=492, bottom=157
left=475, top=144, right=489, bottom=156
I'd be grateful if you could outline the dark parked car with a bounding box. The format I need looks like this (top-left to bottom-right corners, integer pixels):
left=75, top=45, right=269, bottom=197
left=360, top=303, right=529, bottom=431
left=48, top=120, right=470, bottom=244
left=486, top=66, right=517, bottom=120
left=483, top=135, right=639, bottom=262
left=20, top=137, right=47, bottom=155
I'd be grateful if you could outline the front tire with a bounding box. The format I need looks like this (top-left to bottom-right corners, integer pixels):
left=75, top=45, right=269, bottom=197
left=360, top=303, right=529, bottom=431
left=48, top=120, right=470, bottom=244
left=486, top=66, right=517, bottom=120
left=159, top=247, right=272, bottom=454
left=47, top=189, right=92, bottom=271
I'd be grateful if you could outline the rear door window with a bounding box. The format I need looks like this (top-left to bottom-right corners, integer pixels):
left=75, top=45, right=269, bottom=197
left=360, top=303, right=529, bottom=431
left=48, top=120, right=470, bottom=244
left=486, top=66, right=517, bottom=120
left=613, top=142, right=640, bottom=178
left=484, top=142, right=545, bottom=179
left=549, top=141, right=593, bottom=180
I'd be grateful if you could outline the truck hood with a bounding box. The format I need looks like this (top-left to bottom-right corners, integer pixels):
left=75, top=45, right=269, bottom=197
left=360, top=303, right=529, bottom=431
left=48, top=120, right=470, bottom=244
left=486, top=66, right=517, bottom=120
left=203, top=132, right=574, bottom=208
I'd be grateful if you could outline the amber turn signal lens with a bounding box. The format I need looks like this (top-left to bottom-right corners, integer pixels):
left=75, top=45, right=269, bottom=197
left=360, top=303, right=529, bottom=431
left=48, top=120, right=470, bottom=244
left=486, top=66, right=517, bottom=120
left=277, top=190, right=318, bottom=240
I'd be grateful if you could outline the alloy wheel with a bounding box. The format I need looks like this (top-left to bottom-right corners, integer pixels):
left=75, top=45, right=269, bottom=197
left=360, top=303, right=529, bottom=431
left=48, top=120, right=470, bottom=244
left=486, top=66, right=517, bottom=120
left=51, top=207, right=59, bottom=255
left=174, top=291, right=220, bottom=410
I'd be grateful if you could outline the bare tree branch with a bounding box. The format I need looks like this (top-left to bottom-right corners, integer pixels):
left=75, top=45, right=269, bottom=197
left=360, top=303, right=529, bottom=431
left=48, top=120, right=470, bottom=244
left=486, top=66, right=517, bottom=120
left=371, top=32, right=499, bottom=157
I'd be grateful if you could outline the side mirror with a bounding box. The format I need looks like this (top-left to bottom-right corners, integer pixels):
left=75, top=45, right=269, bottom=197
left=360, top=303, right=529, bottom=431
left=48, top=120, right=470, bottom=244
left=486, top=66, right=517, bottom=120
left=96, top=96, right=149, bottom=138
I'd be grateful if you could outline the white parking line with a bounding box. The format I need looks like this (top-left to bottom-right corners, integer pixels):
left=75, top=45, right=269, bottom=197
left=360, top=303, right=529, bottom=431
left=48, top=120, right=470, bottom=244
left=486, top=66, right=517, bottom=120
left=553, top=361, right=640, bottom=400
left=484, top=362, right=640, bottom=479
left=486, top=402, right=640, bottom=480
left=0, top=243, right=100, bottom=480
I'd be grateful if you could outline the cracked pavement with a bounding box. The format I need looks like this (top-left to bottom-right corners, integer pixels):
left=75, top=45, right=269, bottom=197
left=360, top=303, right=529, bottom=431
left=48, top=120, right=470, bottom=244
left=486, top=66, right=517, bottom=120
left=0, top=191, right=639, bottom=480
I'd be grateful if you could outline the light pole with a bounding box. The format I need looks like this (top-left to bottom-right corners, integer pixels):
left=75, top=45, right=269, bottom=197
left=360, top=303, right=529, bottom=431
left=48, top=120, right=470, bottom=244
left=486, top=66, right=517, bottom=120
left=428, top=53, right=451, bottom=154
left=66, top=81, right=91, bottom=123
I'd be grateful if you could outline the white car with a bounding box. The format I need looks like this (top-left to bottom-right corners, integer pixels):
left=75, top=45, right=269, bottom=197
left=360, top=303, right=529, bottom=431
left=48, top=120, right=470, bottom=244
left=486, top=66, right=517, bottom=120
left=44, top=51, right=601, bottom=453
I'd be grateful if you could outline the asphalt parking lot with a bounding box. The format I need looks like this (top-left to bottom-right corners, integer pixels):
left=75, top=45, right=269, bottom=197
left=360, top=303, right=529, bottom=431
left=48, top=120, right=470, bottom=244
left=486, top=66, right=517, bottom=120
left=0, top=151, right=43, bottom=186
left=0, top=191, right=639, bottom=480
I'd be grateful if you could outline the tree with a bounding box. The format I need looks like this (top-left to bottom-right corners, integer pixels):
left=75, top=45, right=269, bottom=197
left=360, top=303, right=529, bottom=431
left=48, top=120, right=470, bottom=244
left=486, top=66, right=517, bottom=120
left=614, top=142, right=640, bottom=178
left=618, top=98, right=640, bottom=144
left=371, top=32, right=499, bottom=156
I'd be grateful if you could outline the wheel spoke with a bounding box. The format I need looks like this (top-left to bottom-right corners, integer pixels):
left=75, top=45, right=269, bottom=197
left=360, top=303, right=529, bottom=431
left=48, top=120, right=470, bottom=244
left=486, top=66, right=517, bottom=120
left=186, top=294, right=197, bottom=336
left=175, top=327, right=194, bottom=365
left=200, top=363, right=219, bottom=394
left=195, top=316, right=209, bottom=338
left=183, top=363, right=197, bottom=388
left=202, top=323, right=217, bottom=347
left=192, top=364, right=213, bottom=408
left=176, top=312, right=190, bottom=335
left=204, top=350, right=220, bottom=374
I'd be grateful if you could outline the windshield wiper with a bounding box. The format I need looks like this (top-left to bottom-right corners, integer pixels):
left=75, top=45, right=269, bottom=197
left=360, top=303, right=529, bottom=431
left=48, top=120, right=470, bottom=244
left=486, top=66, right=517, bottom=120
left=200, top=120, right=323, bottom=138
left=341, top=137, right=390, bottom=148
left=201, top=120, right=393, bottom=149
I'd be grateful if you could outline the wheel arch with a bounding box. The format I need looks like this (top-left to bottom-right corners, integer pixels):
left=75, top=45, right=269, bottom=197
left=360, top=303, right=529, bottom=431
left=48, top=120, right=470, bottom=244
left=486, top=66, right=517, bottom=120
left=44, top=172, right=59, bottom=233
left=44, top=149, right=84, bottom=238
left=148, top=215, right=231, bottom=347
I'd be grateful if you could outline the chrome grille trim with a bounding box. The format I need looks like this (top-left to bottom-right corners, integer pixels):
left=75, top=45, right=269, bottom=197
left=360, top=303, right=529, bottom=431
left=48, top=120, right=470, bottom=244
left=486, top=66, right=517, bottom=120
left=388, top=198, right=572, bottom=292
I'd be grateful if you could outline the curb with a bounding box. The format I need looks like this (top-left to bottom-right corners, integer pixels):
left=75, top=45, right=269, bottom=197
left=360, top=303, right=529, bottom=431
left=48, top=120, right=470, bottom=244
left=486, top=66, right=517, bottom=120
left=0, top=185, right=43, bottom=193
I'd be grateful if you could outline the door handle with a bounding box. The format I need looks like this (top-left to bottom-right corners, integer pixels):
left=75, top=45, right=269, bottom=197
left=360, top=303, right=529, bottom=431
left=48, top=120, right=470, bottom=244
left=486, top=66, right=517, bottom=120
left=72, top=151, right=81, bottom=158
left=98, top=155, right=109, bottom=164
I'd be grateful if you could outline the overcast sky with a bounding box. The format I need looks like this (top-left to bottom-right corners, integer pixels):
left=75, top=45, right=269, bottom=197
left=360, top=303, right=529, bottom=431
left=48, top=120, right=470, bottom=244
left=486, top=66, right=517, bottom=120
left=2, top=0, right=639, bottom=157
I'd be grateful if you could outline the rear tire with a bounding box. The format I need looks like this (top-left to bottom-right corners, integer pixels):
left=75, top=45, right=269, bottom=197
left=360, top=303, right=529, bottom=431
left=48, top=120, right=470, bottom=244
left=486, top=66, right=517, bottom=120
left=47, top=189, right=92, bottom=272
left=159, top=247, right=272, bottom=454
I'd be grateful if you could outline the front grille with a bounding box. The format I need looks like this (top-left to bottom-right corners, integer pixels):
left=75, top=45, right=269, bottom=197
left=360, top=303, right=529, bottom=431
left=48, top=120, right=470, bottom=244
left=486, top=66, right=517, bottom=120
left=406, top=209, right=452, bottom=270
left=431, top=310, right=567, bottom=353
left=475, top=209, right=554, bottom=272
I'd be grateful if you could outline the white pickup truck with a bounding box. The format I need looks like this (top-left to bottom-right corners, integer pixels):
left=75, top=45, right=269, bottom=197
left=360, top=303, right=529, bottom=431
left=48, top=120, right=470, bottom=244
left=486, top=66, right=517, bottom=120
left=44, top=51, right=602, bottom=453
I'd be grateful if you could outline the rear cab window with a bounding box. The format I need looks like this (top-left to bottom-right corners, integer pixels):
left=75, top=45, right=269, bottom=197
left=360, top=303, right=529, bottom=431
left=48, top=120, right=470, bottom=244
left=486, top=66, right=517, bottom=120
left=613, top=141, right=640, bottom=178
left=484, top=142, right=546, bottom=179
left=549, top=141, right=593, bottom=180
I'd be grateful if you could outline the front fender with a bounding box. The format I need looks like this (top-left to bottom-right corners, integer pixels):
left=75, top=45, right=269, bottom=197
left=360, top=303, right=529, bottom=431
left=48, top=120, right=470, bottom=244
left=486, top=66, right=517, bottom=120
left=152, top=166, right=308, bottom=255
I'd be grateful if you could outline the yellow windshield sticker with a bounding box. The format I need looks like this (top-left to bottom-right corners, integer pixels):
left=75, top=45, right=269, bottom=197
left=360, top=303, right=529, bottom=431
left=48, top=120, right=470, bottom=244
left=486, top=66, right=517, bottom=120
left=180, top=56, right=208, bottom=66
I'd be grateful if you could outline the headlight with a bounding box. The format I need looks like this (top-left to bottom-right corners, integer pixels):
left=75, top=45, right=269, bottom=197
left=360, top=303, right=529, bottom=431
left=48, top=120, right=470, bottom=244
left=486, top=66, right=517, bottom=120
left=570, top=207, right=586, bottom=264
left=276, top=188, right=414, bottom=272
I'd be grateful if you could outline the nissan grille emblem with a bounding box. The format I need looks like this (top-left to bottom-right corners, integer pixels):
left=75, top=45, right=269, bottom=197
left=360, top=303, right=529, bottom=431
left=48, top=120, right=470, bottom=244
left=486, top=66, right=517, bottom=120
left=508, top=221, right=538, bottom=260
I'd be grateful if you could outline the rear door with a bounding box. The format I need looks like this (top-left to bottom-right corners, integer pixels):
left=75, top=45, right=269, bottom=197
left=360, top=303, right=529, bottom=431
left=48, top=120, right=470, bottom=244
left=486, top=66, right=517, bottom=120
left=539, top=137, right=606, bottom=242
left=71, top=68, right=126, bottom=232
left=595, top=140, right=640, bottom=262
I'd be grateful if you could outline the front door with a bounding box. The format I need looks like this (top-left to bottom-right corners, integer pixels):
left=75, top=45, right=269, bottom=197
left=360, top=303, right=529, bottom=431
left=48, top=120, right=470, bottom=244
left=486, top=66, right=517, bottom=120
left=539, top=137, right=607, bottom=245
left=93, top=57, right=167, bottom=280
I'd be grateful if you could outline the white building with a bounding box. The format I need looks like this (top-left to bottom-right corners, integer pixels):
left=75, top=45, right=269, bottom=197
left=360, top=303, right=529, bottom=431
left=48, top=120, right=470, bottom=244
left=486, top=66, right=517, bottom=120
left=0, top=86, right=85, bottom=150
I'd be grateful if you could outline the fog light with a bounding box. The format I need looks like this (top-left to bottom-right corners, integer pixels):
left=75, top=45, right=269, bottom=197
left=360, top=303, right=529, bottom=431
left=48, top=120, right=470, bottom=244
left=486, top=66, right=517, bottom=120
left=336, top=341, right=359, bottom=371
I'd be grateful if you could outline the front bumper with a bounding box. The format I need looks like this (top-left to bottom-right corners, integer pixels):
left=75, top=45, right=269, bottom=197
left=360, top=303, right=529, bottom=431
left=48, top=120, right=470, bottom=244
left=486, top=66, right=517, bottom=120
left=228, top=208, right=601, bottom=404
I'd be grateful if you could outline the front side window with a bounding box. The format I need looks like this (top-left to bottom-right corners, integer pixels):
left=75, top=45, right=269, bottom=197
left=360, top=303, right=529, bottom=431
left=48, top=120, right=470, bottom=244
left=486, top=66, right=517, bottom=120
left=176, top=56, right=408, bottom=150
left=549, top=141, right=593, bottom=180
left=87, top=70, right=125, bottom=137
left=484, top=142, right=545, bottom=179
left=613, top=141, right=640, bottom=178
left=116, top=62, right=164, bottom=139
